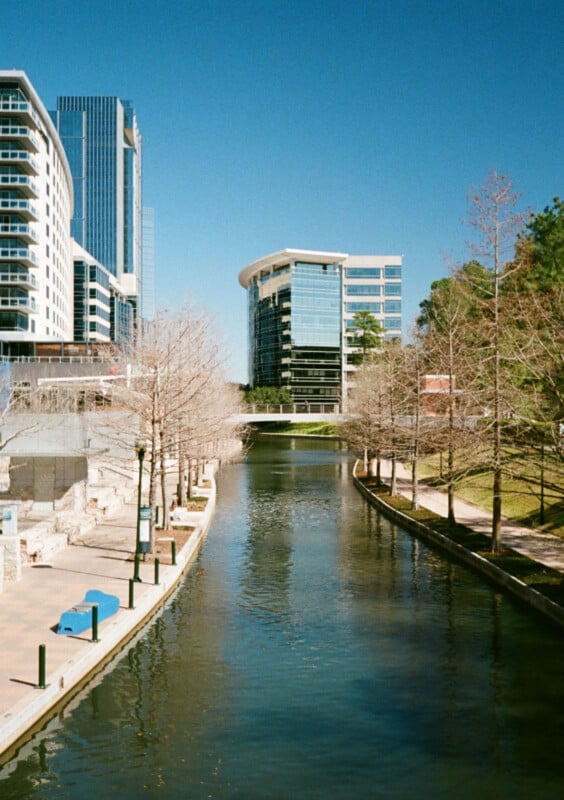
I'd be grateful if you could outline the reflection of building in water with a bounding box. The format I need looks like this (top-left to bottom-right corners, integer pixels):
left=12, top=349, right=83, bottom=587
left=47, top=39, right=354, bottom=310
left=241, top=447, right=294, bottom=617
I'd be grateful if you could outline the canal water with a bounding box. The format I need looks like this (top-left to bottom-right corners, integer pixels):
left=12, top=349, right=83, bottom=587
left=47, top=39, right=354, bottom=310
left=1, top=437, right=563, bottom=799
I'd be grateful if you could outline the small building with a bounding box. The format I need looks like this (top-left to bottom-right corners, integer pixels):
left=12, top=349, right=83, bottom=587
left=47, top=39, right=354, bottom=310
left=421, top=374, right=462, bottom=416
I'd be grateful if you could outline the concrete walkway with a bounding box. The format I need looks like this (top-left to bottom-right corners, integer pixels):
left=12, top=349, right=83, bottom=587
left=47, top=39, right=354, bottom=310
left=380, top=460, right=564, bottom=572
left=0, top=480, right=214, bottom=761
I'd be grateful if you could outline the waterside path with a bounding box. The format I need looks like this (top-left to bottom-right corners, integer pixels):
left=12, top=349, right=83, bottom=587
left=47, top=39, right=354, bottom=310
left=0, top=475, right=215, bottom=762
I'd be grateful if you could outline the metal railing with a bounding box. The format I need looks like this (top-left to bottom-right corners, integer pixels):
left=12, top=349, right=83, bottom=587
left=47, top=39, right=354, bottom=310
left=246, top=403, right=341, bottom=414
left=0, top=355, right=107, bottom=364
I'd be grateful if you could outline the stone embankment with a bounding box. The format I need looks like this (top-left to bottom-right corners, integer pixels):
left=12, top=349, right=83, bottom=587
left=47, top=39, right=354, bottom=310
left=354, top=461, right=564, bottom=631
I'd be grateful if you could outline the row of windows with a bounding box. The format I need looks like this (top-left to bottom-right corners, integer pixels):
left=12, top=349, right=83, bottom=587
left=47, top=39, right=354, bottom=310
left=345, top=265, right=402, bottom=278
left=345, top=300, right=402, bottom=313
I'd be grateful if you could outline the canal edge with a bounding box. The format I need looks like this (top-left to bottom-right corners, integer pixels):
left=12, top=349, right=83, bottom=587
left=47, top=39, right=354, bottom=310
left=352, top=463, right=564, bottom=632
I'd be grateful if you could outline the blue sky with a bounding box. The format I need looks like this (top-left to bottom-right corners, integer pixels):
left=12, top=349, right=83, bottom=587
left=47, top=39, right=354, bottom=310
left=4, top=0, right=563, bottom=380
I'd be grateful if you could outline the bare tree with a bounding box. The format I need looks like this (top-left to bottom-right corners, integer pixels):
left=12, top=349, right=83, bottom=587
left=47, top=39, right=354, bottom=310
left=109, top=305, right=244, bottom=540
left=340, top=355, right=386, bottom=480
left=465, top=170, right=528, bottom=552
left=417, top=274, right=482, bottom=526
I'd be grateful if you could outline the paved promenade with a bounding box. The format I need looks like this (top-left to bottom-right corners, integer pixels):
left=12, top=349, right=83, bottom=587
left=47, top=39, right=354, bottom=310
left=380, top=460, right=564, bottom=572
left=0, top=482, right=214, bottom=762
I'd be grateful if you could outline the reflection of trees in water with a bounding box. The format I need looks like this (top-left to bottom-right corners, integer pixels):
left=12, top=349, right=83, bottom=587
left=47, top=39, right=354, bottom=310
left=335, top=491, right=564, bottom=779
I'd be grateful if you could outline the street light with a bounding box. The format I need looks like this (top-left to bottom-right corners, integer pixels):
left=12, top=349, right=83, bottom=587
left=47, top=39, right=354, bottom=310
left=133, top=438, right=147, bottom=582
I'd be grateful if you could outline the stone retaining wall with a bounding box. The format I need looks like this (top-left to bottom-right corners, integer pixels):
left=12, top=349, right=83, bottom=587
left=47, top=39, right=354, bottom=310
left=353, top=471, right=564, bottom=631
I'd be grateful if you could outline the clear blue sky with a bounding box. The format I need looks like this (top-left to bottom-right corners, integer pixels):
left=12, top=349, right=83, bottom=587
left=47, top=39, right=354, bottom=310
left=5, top=0, right=563, bottom=381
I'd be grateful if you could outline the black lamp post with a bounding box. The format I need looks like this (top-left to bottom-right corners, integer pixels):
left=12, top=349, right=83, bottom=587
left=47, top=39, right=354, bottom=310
left=133, top=438, right=147, bottom=582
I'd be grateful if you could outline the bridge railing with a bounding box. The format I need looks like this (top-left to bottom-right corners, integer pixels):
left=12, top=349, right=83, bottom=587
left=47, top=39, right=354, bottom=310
left=246, top=403, right=341, bottom=415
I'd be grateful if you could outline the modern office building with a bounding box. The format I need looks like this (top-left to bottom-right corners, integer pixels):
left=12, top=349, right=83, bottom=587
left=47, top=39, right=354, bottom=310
left=72, top=240, right=133, bottom=345
left=51, top=95, right=142, bottom=316
left=0, top=71, right=74, bottom=356
left=239, top=248, right=402, bottom=405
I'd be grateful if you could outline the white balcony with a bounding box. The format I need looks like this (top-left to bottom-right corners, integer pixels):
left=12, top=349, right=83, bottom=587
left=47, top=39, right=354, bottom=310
left=0, top=295, right=37, bottom=313
left=0, top=246, right=39, bottom=268
left=0, top=223, right=38, bottom=244
left=0, top=125, right=40, bottom=152
left=0, top=100, right=41, bottom=128
left=0, top=271, right=37, bottom=289
left=0, top=198, right=39, bottom=221
left=0, top=174, right=39, bottom=198
left=0, top=149, right=39, bottom=175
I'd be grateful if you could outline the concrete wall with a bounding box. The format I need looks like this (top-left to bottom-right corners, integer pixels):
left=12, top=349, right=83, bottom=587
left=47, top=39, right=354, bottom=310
left=9, top=457, right=88, bottom=502
left=0, top=412, right=138, bottom=459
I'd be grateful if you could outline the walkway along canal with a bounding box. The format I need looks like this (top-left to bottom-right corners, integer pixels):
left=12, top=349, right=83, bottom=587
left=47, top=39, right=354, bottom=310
left=1, top=437, right=563, bottom=798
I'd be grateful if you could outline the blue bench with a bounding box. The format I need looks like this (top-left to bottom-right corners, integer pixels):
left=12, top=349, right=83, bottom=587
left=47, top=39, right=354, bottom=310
left=56, top=590, right=120, bottom=635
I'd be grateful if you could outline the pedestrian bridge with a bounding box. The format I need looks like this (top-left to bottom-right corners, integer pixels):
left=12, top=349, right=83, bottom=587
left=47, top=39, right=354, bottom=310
left=235, top=404, right=346, bottom=424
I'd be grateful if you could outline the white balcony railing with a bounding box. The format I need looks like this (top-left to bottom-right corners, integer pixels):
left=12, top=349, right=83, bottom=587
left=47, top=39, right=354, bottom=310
left=0, top=125, right=41, bottom=151
left=0, top=296, right=37, bottom=312
left=0, top=223, right=38, bottom=243
left=0, top=174, right=39, bottom=198
left=0, top=271, right=37, bottom=288
left=0, top=246, right=38, bottom=266
left=0, top=100, right=41, bottom=127
left=0, top=198, right=39, bottom=220
left=0, top=149, right=39, bottom=174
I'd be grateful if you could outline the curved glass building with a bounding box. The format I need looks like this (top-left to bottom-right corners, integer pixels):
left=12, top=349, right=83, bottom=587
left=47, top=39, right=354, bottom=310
left=239, top=249, right=402, bottom=406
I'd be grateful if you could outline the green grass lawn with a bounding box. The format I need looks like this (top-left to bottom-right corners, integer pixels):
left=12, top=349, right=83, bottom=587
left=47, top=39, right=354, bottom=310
left=251, top=421, right=337, bottom=436
left=415, top=447, right=564, bottom=538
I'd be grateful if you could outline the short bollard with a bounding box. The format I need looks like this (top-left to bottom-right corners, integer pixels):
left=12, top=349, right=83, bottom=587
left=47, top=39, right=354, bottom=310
left=92, top=604, right=99, bottom=643
left=154, top=558, right=160, bottom=585
left=134, top=553, right=142, bottom=582
left=129, top=578, right=135, bottom=609
left=171, top=540, right=177, bottom=566
left=37, top=644, right=46, bottom=689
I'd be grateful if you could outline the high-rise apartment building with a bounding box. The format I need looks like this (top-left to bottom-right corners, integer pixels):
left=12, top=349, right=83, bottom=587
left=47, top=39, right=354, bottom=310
left=52, top=95, right=142, bottom=315
left=0, top=71, right=74, bottom=356
left=239, top=248, right=402, bottom=405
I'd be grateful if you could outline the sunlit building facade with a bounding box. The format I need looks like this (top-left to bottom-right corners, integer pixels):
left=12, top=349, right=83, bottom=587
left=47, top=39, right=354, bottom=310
left=0, top=71, right=74, bottom=356
left=239, top=249, right=403, bottom=405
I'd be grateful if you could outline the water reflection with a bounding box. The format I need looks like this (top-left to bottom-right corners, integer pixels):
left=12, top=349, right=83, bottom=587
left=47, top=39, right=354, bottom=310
left=1, top=437, right=563, bottom=799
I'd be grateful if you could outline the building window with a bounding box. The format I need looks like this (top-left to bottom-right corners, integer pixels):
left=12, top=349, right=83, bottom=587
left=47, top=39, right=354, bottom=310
left=384, top=266, right=402, bottom=278
left=346, top=285, right=381, bottom=296
left=346, top=302, right=381, bottom=313
left=346, top=267, right=382, bottom=278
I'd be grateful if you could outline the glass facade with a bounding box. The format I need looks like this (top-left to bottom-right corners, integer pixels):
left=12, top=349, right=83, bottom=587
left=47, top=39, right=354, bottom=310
left=73, top=260, right=111, bottom=341
left=111, top=294, right=133, bottom=344
left=345, top=266, right=382, bottom=278
left=247, top=259, right=342, bottom=402
left=53, top=96, right=142, bottom=310
left=346, top=284, right=381, bottom=296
